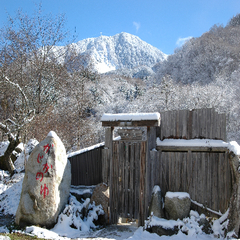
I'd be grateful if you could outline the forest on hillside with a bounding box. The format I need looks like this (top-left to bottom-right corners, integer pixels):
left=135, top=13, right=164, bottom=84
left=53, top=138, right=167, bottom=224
left=0, top=9, right=240, bottom=173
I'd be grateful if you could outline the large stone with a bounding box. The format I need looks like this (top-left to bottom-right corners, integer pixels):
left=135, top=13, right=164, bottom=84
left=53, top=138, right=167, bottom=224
left=90, top=183, right=109, bottom=224
left=15, top=131, right=71, bottom=228
left=164, top=192, right=191, bottom=220
left=149, top=185, right=164, bottom=218
left=145, top=216, right=183, bottom=237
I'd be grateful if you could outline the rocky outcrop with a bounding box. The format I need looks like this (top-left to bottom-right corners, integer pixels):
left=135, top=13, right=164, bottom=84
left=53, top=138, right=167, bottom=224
left=15, top=131, right=71, bottom=228
left=164, top=192, right=191, bottom=220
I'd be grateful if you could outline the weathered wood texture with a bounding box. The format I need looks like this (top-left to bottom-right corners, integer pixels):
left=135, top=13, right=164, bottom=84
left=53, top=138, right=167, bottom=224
left=150, top=150, right=232, bottom=215
left=68, top=146, right=103, bottom=186
left=102, top=119, right=160, bottom=127
left=109, top=140, right=147, bottom=225
left=70, top=108, right=230, bottom=225
left=158, top=108, right=226, bottom=141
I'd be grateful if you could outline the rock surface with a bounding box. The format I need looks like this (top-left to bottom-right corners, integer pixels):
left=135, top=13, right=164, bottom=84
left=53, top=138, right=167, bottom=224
left=15, top=131, right=71, bottom=228
left=90, top=183, right=109, bottom=223
left=149, top=185, right=164, bottom=218
left=164, top=192, right=191, bottom=220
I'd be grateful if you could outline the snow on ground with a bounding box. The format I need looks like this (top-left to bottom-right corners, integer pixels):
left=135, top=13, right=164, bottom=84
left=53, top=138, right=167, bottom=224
left=0, top=142, right=9, bottom=157
left=0, top=139, right=239, bottom=239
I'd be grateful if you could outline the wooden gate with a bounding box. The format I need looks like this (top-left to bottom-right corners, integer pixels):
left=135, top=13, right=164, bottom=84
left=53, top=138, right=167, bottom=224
left=109, top=140, right=147, bottom=225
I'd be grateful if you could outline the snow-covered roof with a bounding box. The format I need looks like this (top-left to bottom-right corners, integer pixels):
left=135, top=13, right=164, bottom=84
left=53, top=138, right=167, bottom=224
left=101, top=112, right=160, bottom=122
left=67, top=142, right=105, bottom=159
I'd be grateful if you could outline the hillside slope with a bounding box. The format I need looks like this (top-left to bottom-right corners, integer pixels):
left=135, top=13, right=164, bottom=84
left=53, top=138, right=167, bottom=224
left=67, top=32, right=167, bottom=73
left=155, top=22, right=240, bottom=85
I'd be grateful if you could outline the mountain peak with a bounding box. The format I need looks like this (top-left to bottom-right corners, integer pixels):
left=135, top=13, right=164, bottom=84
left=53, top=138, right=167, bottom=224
left=74, top=32, right=167, bottom=73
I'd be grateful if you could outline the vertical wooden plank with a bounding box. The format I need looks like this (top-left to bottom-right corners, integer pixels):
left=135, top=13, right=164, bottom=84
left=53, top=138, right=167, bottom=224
left=176, top=110, right=180, bottom=138
left=124, top=142, right=129, bottom=218
left=160, top=152, right=167, bottom=196
left=110, top=141, right=119, bottom=224
left=105, top=127, right=113, bottom=185
left=102, top=149, right=107, bottom=184
left=198, top=152, right=203, bottom=205
left=172, top=110, right=176, bottom=137
left=187, top=150, right=192, bottom=194
left=218, top=153, right=224, bottom=212
left=188, top=110, right=193, bottom=139
left=208, top=152, right=213, bottom=210
left=134, top=142, right=140, bottom=220
left=173, top=152, right=176, bottom=191
left=222, top=114, right=227, bottom=141
left=165, top=152, right=169, bottom=194
left=191, top=152, right=196, bottom=201
left=158, top=151, right=162, bottom=187
left=182, top=152, right=188, bottom=192
left=202, top=109, right=206, bottom=138
left=182, top=109, right=188, bottom=139
left=118, top=141, right=123, bottom=216
left=139, top=141, right=146, bottom=226
left=175, top=152, right=180, bottom=191
left=167, top=152, right=171, bottom=191
left=219, top=113, right=226, bottom=141
left=226, top=152, right=232, bottom=211
left=206, top=108, right=211, bottom=139
left=192, top=109, right=196, bottom=138
left=150, top=151, right=156, bottom=191
left=211, top=109, right=216, bottom=140
left=213, top=153, right=217, bottom=211
left=129, top=142, right=135, bottom=219
left=202, top=152, right=207, bottom=207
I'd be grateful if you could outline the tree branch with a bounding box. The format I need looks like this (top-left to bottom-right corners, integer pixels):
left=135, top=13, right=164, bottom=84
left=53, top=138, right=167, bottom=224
left=2, top=75, right=30, bottom=113
left=0, top=122, right=16, bottom=141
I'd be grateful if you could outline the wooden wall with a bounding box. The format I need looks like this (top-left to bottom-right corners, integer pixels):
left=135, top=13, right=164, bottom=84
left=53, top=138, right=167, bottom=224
left=150, top=149, right=232, bottom=215
left=69, top=108, right=231, bottom=224
left=158, top=108, right=226, bottom=141
left=68, top=146, right=103, bottom=186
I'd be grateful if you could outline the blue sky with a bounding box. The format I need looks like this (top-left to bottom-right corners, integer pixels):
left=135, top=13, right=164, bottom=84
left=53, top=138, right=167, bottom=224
left=0, top=0, right=239, bottom=54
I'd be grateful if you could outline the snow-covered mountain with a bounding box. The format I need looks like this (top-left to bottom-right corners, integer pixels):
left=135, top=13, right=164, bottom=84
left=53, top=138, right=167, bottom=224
left=68, top=32, right=167, bottom=74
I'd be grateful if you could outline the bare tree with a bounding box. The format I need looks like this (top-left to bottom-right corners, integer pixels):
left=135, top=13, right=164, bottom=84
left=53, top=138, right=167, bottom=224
left=0, top=6, right=70, bottom=174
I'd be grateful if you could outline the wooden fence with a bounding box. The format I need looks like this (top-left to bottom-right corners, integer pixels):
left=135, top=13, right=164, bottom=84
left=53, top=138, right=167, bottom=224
left=150, top=148, right=232, bottom=216
left=68, top=145, right=103, bottom=186
left=68, top=108, right=232, bottom=226
left=158, top=108, right=226, bottom=141
left=109, top=140, right=147, bottom=225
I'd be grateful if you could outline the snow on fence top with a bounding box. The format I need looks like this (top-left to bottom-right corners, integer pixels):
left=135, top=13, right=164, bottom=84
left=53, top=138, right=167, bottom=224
left=101, top=112, right=160, bottom=121
left=67, top=142, right=105, bottom=159
left=101, top=112, right=161, bottom=127
left=156, top=138, right=240, bottom=156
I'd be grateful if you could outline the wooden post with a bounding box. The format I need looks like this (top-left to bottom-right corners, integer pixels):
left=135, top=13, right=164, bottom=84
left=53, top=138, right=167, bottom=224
left=102, top=127, right=113, bottom=185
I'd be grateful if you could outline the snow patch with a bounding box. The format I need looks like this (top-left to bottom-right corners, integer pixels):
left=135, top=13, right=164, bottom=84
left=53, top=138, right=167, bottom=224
left=47, top=131, right=60, bottom=139
left=152, top=185, right=161, bottom=194
left=166, top=191, right=190, bottom=199
left=228, top=141, right=240, bottom=155
left=0, top=141, right=9, bottom=157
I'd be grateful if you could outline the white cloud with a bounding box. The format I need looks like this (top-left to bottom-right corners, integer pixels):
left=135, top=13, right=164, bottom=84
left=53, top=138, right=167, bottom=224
left=176, top=36, right=193, bottom=47
left=133, top=21, right=141, bottom=32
